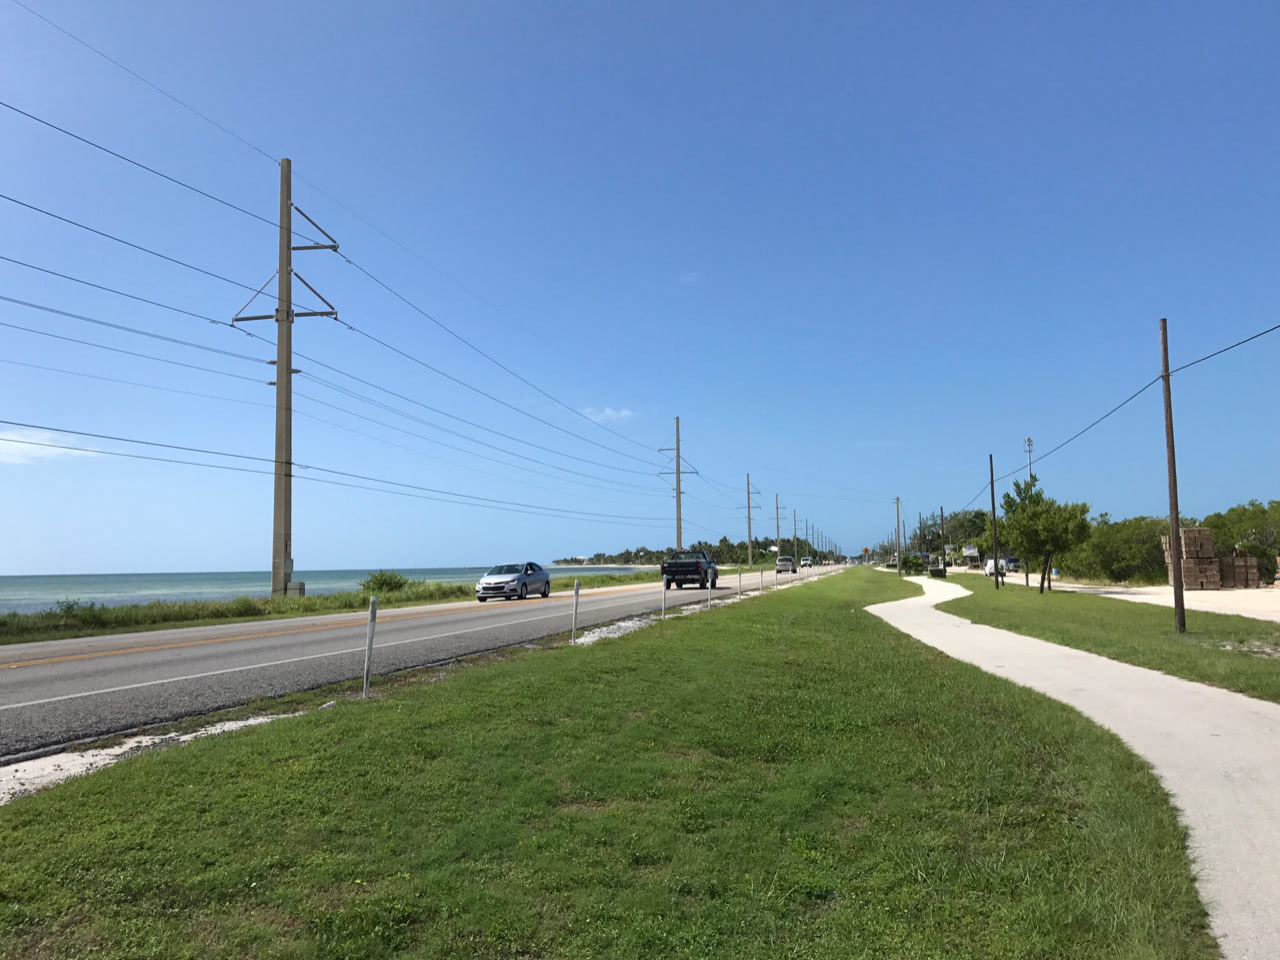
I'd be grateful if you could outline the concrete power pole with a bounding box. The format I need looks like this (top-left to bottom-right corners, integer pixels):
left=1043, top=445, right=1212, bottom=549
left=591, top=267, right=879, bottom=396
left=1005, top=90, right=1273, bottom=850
left=271, top=159, right=293, bottom=599
left=1025, top=436, right=1034, bottom=481
left=240, top=157, right=339, bottom=598
left=746, top=472, right=753, bottom=567
left=775, top=494, right=781, bottom=551
left=793, top=509, right=797, bottom=561
left=675, top=416, right=682, bottom=549
left=1161, top=319, right=1186, bottom=633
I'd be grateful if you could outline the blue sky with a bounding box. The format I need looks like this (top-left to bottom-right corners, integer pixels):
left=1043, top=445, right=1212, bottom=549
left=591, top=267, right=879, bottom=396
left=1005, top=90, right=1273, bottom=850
left=2, top=0, right=1278, bottom=575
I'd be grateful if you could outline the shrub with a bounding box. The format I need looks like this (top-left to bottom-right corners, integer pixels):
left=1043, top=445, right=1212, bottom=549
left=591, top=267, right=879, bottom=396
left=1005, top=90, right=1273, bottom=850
left=360, top=569, right=409, bottom=594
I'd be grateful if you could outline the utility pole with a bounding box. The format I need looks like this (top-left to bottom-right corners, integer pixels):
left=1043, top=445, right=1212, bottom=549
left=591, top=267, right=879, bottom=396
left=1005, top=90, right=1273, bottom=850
left=989, top=454, right=1000, bottom=590
left=745, top=472, right=753, bottom=568
left=793, top=509, right=797, bottom=561
left=895, top=497, right=901, bottom=577
left=940, top=505, right=946, bottom=573
left=775, top=494, right=781, bottom=551
left=1025, top=436, right=1034, bottom=481
left=271, top=159, right=294, bottom=599
left=1161, top=319, right=1186, bottom=633
left=233, top=158, right=339, bottom=598
left=675, top=416, right=682, bottom=549
left=660, top=418, right=686, bottom=549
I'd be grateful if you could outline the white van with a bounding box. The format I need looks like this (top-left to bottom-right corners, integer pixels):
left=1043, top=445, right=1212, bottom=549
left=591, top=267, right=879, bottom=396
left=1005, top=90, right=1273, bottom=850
left=984, top=558, right=1008, bottom=576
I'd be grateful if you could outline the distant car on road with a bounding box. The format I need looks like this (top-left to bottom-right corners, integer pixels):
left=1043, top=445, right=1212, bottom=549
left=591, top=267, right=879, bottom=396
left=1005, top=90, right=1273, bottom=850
left=984, top=558, right=1008, bottom=577
left=776, top=555, right=797, bottom=573
left=800, top=557, right=813, bottom=568
left=475, top=562, right=551, bottom=601
left=661, top=550, right=718, bottom=589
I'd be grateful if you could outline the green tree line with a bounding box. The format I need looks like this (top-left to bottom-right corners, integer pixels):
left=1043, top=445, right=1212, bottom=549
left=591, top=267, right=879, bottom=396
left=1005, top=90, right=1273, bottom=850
left=557, top=535, right=842, bottom=567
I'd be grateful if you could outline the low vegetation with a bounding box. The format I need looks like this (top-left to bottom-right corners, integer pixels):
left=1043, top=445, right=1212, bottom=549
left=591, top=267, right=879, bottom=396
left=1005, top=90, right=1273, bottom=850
left=0, top=570, right=1214, bottom=958
left=941, top=579, right=1280, bottom=704
left=0, top=571, right=662, bottom=646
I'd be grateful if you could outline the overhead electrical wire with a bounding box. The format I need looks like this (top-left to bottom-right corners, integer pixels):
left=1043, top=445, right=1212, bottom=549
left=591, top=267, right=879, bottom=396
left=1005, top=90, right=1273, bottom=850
left=0, top=436, right=666, bottom=529
left=0, top=319, right=268, bottom=385
left=0, top=419, right=670, bottom=524
left=0, top=97, right=319, bottom=244
left=0, top=74, right=658, bottom=458
left=0, top=263, right=665, bottom=484
left=958, top=317, right=1280, bottom=510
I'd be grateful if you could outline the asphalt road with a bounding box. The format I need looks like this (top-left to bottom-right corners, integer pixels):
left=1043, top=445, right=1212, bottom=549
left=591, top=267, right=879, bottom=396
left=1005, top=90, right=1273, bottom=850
left=0, top=569, right=818, bottom=761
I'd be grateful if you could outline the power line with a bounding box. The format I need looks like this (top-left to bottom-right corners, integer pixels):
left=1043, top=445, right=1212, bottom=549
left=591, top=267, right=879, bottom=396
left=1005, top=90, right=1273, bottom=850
left=8, top=0, right=279, bottom=165
left=960, top=316, right=1280, bottom=508
left=340, top=256, right=657, bottom=455
left=0, top=437, right=665, bottom=529
left=0, top=419, right=670, bottom=523
left=0, top=97, right=318, bottom=243
left=0, top=192, right=320, bottom=311
left=0, top=319, right=268, bottom=385
left=0, top=295, right=271, bottom=366
left=1169, top=321, right=1280, bottom=375
left=3, top=355, right=665, bottom=501
left=0, top=77, right=657, bottom=463
left=0, top=260, right=666, bottom=485
left=323, top=308, right=666, bottom=469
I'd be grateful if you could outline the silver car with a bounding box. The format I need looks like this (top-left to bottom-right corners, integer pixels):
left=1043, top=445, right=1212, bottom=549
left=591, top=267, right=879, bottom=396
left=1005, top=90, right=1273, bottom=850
left=475, top=562, right=551, bottom=601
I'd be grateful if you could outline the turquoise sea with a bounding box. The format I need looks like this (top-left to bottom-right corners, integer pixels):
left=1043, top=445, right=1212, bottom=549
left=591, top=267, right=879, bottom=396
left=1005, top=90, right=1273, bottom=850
left=0, top=566, right=650, bottom=615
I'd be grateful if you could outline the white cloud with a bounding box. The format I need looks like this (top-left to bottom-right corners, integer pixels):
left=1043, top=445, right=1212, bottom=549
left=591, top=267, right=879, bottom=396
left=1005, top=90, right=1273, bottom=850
left=0, top=429, right=98, bottom=465
left=679, top=271, right=702, bottom=285
left=582, top=407, right=633, bottom=423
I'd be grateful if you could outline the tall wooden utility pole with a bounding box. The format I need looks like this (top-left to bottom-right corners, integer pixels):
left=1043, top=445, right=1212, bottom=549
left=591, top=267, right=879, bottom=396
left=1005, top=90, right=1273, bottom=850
left=745, top=472, right=753, bottom=567
left=895, top=497, right=902, bottom=577
left=1161, top=319, right=1187, bottom=633
left=989, top=454, right=1000, bottom=590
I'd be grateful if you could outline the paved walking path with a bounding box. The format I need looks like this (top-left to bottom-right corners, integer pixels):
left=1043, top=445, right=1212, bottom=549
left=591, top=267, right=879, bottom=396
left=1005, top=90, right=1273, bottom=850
left=868, top=576, right=1280, bottom=960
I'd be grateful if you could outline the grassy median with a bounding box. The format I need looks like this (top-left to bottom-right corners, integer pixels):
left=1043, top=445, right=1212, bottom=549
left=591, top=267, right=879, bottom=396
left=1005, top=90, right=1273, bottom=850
left=0, top=569, right=1214, bottom=959
left=941, top=578, right=1280, bottom=705
left=0, top=571, right=662, bottom=647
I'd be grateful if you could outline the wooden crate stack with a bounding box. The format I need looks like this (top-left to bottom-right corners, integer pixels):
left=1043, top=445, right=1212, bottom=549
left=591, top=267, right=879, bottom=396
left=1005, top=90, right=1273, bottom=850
left=1162, top=528, right=1221, bottom=590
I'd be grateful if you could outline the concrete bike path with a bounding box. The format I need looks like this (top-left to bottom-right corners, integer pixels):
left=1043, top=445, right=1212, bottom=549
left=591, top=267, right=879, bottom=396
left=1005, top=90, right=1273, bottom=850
left=867, top=576, right=1280, bottom=960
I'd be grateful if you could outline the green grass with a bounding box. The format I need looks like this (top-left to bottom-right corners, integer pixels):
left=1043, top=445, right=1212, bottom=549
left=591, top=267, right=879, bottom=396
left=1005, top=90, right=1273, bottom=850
left=0, top=572, right=662, bottom=647
left=940, top=578, right=1280, bottom=704
left=0, top=569, right=1215, bottom=959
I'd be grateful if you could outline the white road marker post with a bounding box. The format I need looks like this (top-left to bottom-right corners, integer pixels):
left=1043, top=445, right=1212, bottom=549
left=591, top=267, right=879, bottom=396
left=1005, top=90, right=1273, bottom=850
left=707, top=577, right=712, bottom=609
left=661, top=579, right=667, bottom=619
left=361, top=596, right=378, bottom=699
left=738, top=571, right=741, bottom=597
left=571, top=579, right=580, bottom=642
left=759, top=570, right=764, bottom=593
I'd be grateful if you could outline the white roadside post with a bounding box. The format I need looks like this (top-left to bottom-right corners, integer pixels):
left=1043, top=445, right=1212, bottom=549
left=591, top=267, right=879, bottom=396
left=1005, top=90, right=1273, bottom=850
left=759, top=570, right=764, bottom=592
left=737, top=571, right=741, bottom=597
left=361, top=596, right=378, bottom=699
left=707, top=577, right=712, bottom=609
left=571, top=579, right=580, bottom=642
left=661, top=579, right=667, bottom=618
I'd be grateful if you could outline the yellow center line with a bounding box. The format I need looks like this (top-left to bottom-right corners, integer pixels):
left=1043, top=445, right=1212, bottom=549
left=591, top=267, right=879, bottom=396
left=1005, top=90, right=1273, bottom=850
left=0, top=582, right=660, bottom=672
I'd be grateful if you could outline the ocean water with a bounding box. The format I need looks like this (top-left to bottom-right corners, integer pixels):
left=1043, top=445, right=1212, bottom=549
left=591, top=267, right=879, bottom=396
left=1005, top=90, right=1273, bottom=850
left=0, top=565, right=649, bottom=615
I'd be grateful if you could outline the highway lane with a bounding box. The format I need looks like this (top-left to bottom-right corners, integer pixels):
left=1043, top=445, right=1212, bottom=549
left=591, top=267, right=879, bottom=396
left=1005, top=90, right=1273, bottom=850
left=0, top=570, right=820, bottom=759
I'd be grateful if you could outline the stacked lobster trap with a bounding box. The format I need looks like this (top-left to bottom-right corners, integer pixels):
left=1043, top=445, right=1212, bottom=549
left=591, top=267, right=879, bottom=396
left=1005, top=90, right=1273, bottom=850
left=1162, top=528, right=1261, bottom=590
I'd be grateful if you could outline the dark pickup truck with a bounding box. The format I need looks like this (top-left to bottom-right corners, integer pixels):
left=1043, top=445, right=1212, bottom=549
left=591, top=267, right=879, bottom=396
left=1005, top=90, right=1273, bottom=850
left=661, top=550, right=719, bottom=590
